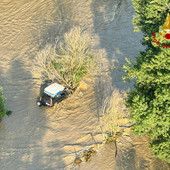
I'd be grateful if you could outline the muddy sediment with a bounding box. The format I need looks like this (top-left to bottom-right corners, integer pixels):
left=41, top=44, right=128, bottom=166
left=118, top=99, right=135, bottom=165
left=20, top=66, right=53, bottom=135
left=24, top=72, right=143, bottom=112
left=0, top=0, right=169, bottom=169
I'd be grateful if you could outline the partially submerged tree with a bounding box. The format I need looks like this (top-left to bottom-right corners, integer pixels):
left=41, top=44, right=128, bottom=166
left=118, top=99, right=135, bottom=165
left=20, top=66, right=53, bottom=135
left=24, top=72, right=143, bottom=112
left=33, top=27, right=96, bottom=90
left=0, top=86, right=9, bottom=120
left=124, top=49, right=170, bottom=162
left=123, top=0, right=170, bottom=163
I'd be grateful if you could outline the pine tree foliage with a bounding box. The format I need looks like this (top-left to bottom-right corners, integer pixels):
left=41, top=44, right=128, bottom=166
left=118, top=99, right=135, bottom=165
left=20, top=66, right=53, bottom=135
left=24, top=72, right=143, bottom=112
left=123, top=0, right=170, bottom=162
left=132, top=0, right=169, bottom=47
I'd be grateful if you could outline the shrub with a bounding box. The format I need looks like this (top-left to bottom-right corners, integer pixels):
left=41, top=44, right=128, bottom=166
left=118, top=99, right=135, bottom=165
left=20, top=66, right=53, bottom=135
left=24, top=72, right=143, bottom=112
left=33, top=27, right=96, bottom=90
left=100, top=90, right=127, bottom=140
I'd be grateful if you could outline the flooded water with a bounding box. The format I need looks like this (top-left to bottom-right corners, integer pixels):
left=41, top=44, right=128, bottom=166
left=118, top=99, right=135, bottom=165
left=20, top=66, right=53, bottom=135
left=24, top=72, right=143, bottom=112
left=0, top=0, right=169, bottom=169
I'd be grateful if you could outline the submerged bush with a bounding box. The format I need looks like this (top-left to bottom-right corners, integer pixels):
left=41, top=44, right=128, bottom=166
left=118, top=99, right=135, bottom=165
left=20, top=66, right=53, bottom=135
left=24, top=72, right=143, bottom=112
left=100, top=90, right=127, bottom=140
left=33, top=27, right=96, bottom=90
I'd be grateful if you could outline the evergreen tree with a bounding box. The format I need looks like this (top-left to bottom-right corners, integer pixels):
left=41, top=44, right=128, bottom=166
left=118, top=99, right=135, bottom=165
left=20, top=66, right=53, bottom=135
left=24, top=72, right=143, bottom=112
left=123, top=0, right=170, bottom=162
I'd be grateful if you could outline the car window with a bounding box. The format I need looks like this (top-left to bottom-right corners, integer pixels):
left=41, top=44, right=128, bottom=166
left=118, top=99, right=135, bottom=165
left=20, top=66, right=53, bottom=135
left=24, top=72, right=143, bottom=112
left=56, top=93, right=61, bottom=98
left=42, top=93, right=51, bottom=102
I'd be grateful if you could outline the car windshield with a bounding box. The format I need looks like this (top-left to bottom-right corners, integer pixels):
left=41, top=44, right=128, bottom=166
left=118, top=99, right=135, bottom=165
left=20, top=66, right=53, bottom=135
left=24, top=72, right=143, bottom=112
left=42, top=93, right=52, bottom=102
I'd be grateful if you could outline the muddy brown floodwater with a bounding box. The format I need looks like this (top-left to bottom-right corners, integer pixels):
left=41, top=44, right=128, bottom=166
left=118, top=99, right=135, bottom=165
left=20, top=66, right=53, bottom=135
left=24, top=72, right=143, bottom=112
left=0, top=0, right=169, bottom=170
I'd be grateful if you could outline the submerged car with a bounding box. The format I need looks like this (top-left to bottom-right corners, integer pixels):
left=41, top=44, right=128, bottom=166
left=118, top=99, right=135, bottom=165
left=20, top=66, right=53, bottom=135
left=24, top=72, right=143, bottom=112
left=37, top=83, right=68, bottom=107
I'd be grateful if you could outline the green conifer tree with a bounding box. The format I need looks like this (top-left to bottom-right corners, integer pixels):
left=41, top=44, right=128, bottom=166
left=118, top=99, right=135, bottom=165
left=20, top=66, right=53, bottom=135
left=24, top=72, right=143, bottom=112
left=123, top=0, right=170, bottom=162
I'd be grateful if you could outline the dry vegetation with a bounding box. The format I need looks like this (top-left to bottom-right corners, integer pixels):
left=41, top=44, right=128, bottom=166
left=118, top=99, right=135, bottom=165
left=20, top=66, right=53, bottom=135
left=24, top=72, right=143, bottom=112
left=32, top=27, right=96, bottom=90
left=100, top=89, right=128, bottom=141
left=72, top=90, right=128, bottom=166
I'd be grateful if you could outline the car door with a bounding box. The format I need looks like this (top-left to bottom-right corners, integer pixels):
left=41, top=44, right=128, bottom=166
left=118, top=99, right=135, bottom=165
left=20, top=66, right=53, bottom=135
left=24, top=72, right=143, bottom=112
left=52, top=93, right=62, bottom=104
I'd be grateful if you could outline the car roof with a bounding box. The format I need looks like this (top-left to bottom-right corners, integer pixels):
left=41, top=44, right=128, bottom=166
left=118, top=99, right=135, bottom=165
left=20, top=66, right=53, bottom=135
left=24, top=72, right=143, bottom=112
left=44, top=83, right=65, bottom=98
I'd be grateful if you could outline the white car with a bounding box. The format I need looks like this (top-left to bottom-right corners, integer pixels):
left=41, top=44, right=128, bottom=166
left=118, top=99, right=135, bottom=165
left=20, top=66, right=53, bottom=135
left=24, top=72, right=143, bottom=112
left=37, top=83, right=68, bottom=107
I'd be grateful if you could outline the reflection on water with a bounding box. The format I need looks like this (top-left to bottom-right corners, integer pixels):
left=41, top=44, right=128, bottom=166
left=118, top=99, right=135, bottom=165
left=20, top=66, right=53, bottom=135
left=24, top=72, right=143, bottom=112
left=0, top=0, right=169, bottom=169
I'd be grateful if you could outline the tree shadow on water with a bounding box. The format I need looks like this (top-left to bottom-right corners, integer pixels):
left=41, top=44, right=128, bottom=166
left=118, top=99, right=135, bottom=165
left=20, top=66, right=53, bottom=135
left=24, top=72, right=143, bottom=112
left=0, top=59, right=66, bottom=169
left=91, top=0, right=144, bottom=120
left=115, top=148, right=148, bottom=170
left=38, top=0, right=76, bottom=51
left=91, top=0, right=139, bottom=91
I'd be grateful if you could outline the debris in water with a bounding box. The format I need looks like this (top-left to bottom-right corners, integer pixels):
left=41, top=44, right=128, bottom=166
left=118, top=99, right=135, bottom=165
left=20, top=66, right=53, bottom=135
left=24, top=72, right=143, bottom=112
left=73, top=157, right=82, bottom=167
left=83, top=148, right=96, bottom=162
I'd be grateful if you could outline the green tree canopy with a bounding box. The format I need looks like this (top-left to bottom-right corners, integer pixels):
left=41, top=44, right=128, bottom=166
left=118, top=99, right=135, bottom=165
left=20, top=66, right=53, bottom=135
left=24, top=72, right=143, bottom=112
left=0, top=86, right=8, bottom=119
left=123, top=0, right=170, bottom=162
